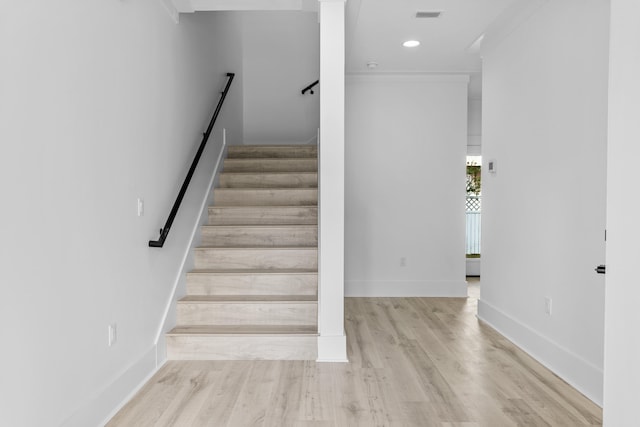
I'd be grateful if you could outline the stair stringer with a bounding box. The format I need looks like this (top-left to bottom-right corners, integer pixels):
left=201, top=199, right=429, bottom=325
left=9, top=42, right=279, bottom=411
left=154, top=140, right=228, bottom=363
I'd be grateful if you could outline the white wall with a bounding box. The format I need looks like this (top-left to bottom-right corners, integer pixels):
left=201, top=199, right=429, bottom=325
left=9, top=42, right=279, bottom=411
left=345, top=74, right=468, bottom=297
left=603, top=1, right=640, bottom=424
left=467, top=73, right=482, bottom=156
left=242, top=12, right=320, bottom=145
left=479, top=0, right=609, bottom=405
left=0, top=4, right=242, bottom=426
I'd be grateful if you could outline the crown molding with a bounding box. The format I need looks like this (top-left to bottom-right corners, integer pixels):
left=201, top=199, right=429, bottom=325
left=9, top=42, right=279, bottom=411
left=173, top=0, right=318, bottom=12
left=346, top=72, right=470, bottom=84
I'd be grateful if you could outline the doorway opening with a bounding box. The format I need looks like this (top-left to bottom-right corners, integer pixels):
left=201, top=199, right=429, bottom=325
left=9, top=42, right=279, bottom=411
left=466, top=155, right=481, bottom=296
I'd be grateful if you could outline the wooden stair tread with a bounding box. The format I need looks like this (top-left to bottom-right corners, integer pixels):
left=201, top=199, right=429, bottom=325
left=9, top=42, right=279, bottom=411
left=200, top=225, right=317, bottom=229
left=224, top=158, right=317, bottom=163
left=207, top=206, right=317, bottom=224
left=194, top=246, right=317, bottom=251
left=220, top=171, right=317, bottom=175
left=209, top=205, right=317, bottom=209
left=194, top=247, right=317, bottom=270
left=225, top=153, right=318, bottom=161
left=222, top=159, right=318, bottom=173
left=213, top=188, right=317, bottom=207
left=219, top=173, right=317, bottom=188
left=214, top=188, right=318, bottom=196
left=179, top=295, right=317, bottom=303
left=194, top=246, right=318, bottom=252
left=224, top=158, right=317, bottom=161
left=226, top=145, right=317, bottom=159
left=167, top=325, right=318, bottom=336
left=229, top=144, right=317, bottom=148
left=214, top=187, right=317, bottom=192
left=195, top=243, right=317, bottom=250
left=187, top=268, right=317, bottom=274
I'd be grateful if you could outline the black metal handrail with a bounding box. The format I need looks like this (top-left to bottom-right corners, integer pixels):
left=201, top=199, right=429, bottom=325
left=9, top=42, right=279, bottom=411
left=149, top=72, right=235, bottom=248
left=301, top=80, right=319, bottom=95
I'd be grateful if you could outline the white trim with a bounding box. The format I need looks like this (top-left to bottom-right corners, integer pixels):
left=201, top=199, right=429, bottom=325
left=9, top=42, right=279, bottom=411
left=61, top=346, right=160, bottom=427
left=187, top=0, right=319, bottom=12
left=160, top=0, right=180, bottom=23
left=345, top=280, right=468, bottom=297
left=346, top=73, right=470, bottom=84
left=317, top=334, right=348, bottom=362
left=477, top=299, right=603, bottom=406
left=153, top=136, right=228, bottom=349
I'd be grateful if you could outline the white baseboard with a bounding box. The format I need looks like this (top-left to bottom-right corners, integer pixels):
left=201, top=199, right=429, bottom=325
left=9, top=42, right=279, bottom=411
left=345, top=280, right=467, bottom=297
left=61, top=346, right=161, bottom=427
left=317, top=334, right=348, bottom=362
left=477, top=299, right=603, bottom=406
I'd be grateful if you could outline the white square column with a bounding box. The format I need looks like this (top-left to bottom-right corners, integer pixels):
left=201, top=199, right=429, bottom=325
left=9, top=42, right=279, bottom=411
left=317, top=0, right=348, bottom=362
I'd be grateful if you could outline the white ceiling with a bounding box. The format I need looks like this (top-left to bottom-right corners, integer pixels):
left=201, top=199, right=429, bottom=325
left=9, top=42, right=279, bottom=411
left=174, top=0, right=530, bottom=98
left=345, top=0, right=524, bottom=73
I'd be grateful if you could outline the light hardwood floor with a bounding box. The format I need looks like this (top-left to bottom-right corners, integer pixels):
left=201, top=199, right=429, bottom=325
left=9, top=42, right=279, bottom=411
left=107, top=281, right=602, bottom=426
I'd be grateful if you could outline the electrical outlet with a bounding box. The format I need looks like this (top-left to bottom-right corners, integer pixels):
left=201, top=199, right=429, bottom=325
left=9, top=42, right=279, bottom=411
left=108, top=323, right=118, bottom=347
left=137, top=198, right=144, bottom=217
left=400, top=257, right=406, bottom=267
left=544, top=297, right=552, bottom=315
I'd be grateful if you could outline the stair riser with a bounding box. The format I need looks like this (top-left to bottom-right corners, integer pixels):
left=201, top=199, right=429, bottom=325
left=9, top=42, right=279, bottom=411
left=223, top=159, right=317, bottom=173
left=167, top=335, right=317, bottom=360
left=194, top=248, right=318, bottom=269
left=177, top=302, right=317, bottom=326
left=227, top=145, right=317, bottom=159
left=219, top=173, right=317, bottom=188
left=214, top=189, right=317, bottom=206
left=186, top=273, right=317, bottom=296
left=208, top=207, right=317, bottom=225
left=200, top=227, right=317, bottom=247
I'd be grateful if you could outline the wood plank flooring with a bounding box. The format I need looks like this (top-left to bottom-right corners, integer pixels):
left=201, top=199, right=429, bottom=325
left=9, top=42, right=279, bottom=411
left=107, top=283, right=602, bottom=426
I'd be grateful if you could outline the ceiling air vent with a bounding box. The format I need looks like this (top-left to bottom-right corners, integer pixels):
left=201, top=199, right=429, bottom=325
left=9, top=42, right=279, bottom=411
left=415, top=11, right=442, bottom=18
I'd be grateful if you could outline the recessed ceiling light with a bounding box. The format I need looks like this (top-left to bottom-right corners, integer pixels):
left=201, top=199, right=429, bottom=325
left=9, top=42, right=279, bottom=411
left=403, top=40, right=420, bottom=48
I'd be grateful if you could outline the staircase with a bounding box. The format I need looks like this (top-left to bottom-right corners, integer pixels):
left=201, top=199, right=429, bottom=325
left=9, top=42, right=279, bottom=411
left=166, top=145, right=319, bottom=360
